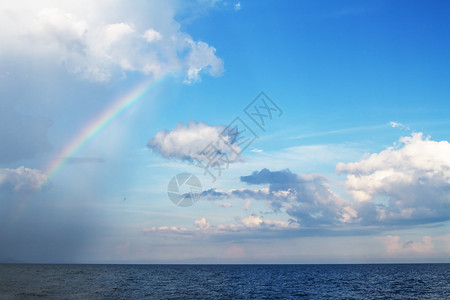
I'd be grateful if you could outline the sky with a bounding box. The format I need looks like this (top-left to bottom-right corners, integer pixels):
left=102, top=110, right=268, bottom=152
left=0, top=0, right=449, bottom=264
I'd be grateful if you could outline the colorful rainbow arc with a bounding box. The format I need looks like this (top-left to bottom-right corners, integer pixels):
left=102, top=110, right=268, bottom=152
left=41, top=77, right=163, bottom=186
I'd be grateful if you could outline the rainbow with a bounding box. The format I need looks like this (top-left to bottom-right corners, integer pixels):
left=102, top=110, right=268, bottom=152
left=42, top=77, right=164, bottom=186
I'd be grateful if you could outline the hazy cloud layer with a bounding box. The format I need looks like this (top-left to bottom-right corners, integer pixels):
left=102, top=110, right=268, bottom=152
left=0, top=1, right=223, bottom=82
left=0, top=108, right=52, bottom=163
left=147, top=121, right=242, bottom=162
left=381, top=235, right=434, bottom=256
left=65, top=157, right=105, bottom=164
left=143, top=215, right=299, bottom=236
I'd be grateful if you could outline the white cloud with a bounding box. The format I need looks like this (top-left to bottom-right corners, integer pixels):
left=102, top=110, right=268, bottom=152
left=337, top=133, right=450, bottom=224
left=142, top=28, right=162, bottom=42
left=234, top=2, right=241, bottom=11
left=0, top=1, right=223, bottom=82
left=36, top=7, right=88, bottom=46
left=222, top=214, right=300, bottom=231
left=194, top=217, right=211, bottom=230
left=389, top=121, right=410, bottom=130
left=147, top=121, right=242, bottom=162
left=142, top=226, right=188, bottom=234
left=184, top=40, right=223, bottom=83
left=389, top=121, right=401, bottom=128
left=0, top=166, right=47, bottom=192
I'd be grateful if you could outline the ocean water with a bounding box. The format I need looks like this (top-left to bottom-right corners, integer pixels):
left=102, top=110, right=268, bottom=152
left=0, top=264, right=448, bottom=299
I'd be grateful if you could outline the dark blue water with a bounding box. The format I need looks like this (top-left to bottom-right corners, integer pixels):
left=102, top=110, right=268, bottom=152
left=0, top=264, right=449, bottom=299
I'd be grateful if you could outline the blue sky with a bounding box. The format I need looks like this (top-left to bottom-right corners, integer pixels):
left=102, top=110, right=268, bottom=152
left=0, top=0, right=449, bottom=263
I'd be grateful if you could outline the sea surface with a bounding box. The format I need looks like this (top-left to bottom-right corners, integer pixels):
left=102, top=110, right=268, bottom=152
left=0, top=264, right=449, bottom=299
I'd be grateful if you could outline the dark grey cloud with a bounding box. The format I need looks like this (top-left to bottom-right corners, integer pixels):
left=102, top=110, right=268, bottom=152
left=0, top=107, right=52, bottom=163
left=200, top=188, right=231, bottom=200
left=240, top=168, right=351, bottom=227
left=202, top=169, right=351, bottom=227
left=240, top=168, right=298, bottom=186
left=201, top=188, right=273, bottom=201
left=209, top=162, right=450, bottom=229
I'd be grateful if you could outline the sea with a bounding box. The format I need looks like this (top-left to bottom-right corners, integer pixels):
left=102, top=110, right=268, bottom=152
left=0, top=264, right=448, bottom=299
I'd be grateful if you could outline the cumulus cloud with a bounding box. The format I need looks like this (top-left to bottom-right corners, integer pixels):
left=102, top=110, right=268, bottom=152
left=0, top=107, right=52, bottom=163
left=201, top=169, right=353, bottom=227
left=240, top=169, right=353, bottom=226
left=147, top=121, right=242, bottom=162
left=142, top=28, right=162, bottom=42
left=0, top=1, right=223, bottom=82
left=194, top=217, right=211, bottom=230
left=0, top=166, right=47, bottom=192
left=184, top=40, right=223, bottom=84
left=337, top=133, right=450, bottom=224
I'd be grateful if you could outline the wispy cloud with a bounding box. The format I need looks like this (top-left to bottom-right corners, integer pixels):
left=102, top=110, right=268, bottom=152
left=389, top=121, right=410, bottom=131
left=286, top=124, right=387, bottom=141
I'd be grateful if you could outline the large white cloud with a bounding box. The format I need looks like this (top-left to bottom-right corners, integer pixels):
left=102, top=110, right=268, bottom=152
left=337, top=133, right=450, bottom=224
left=0, top=166, right=47, bottom=192
left=0, top=0, right=223, bottom=82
